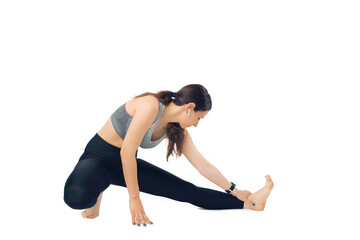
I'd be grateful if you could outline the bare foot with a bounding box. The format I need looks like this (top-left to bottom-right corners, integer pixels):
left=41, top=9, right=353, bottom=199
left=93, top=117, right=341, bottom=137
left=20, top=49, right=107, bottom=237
left=81, top=192, right=103, bottom=219
left=81, top=209, right=99, bottom=219
left=245, top=175, right=274, bottom=211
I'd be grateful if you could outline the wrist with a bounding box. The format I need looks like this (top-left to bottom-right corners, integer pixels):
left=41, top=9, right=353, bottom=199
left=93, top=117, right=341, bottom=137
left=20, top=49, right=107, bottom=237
left=225, top=181, right=236, bottom=194
left=231, top=188, right=239, bottom=197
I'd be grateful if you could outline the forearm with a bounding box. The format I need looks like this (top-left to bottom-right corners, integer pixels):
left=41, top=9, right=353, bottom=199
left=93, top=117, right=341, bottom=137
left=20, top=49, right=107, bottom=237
left=121, top=153, right=140, bottom=199
left=198, top=161, right=238, bottom=196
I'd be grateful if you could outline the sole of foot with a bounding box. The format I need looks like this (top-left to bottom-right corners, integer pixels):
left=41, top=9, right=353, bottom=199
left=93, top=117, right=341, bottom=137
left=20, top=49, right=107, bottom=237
left=248, top=175, right=274, bottom=211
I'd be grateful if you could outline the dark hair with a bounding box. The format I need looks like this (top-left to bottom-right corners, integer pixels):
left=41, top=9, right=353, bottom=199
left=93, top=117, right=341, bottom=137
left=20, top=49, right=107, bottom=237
left=133, top=84, right=212, bottom=162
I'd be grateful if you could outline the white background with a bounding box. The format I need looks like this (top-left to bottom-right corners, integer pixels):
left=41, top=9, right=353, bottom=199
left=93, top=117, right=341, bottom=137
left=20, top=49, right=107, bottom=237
left=1, top=0, right=359, bottom=239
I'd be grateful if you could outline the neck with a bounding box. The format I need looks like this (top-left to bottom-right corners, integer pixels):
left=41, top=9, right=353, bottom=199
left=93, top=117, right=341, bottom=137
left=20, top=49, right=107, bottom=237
left=160, top=102, right=183, bottom=126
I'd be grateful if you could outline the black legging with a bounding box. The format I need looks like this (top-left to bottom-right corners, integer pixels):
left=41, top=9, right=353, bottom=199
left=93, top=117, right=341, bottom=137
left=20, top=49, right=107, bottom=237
left=63, top=133, right=244, bottom=210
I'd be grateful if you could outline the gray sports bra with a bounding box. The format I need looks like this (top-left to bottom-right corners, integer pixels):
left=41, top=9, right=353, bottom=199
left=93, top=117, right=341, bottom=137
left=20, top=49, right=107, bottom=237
left=110, top=101, right=167, bottom=149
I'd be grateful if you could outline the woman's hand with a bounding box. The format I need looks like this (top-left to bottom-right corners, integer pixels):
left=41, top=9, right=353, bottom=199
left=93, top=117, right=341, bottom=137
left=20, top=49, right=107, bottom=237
left=232, top=189, right=254, bottom=206
left=129, top=197, right=153, bottom=227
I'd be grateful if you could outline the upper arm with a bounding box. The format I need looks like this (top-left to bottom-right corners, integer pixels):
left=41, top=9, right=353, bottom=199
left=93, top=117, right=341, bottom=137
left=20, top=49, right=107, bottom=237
left=182, top=129, right=209, bottom=172
left=121, top=98, right=159, bottom=156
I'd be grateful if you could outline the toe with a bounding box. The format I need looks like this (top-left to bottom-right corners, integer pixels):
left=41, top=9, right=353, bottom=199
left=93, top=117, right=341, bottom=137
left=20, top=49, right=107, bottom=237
left=81, top=210, right=88, bottom=218
left=265, top=176, right=274, bottom=189
left=265, top=175, right=272, bottom=182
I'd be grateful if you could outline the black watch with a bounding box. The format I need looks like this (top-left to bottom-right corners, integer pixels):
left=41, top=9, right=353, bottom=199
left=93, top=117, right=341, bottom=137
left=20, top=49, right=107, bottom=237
left=225, top=182, right=236, bottom=194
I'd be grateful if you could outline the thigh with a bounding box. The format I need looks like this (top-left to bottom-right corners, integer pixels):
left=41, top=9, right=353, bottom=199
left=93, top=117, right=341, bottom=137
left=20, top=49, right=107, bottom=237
left=65, top=157, right=113, bottom=196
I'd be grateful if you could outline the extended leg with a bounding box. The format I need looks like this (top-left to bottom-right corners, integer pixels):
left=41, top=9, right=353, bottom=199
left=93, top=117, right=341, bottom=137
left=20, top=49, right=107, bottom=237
left=111, top=158, right=244, bottom=210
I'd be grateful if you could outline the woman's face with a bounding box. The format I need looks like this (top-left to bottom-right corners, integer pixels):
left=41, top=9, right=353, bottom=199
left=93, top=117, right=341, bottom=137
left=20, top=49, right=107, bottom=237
left=183, top=108, right=209, bottom=129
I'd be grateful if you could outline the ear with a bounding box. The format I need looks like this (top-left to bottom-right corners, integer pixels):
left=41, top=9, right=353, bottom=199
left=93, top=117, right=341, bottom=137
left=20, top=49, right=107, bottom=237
left=187, top=102, right=196, bottom=110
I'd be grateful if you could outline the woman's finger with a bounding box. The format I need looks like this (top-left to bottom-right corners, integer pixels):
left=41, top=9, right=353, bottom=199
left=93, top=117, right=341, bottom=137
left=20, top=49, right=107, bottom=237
left=247, top=197, right=255, bottom=206
left=136, top=215, right=141, bottom=226
left=141, top=214, right=147, bottom=226
left=132, top=214, right=136, bottom=226
left=144, top=214, right=153, bottom=225
left=242, top=196, right=253, bottom=205
left=244, top=190, right=251, bottom=196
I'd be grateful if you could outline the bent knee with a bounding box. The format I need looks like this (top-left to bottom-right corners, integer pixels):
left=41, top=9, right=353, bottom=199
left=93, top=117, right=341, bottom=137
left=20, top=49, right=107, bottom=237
left=63, top=185, right=97, bottom=210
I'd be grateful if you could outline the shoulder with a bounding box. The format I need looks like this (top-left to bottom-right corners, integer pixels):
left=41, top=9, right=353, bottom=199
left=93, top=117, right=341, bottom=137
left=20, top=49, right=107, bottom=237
left=133, top=95, right=160, bottom=114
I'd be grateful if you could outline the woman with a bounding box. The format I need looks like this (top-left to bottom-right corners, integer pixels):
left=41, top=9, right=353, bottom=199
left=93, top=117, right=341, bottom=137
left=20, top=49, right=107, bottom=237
left=63, top=84, right=274, bottom=227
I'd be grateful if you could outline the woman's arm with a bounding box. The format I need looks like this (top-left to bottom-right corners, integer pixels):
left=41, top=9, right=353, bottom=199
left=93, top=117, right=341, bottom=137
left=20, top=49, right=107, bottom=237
left=120, top=97, right=159, bottom=226
left=182, top=130, right=235, bottom=193
left=199, top=161, right=253, bottom=205
left=198, top=161, right=236, bottom=194
left=121, top=98, right=159, bottom=199
left=199, top=161, right=253, bottom=204
left=182, top=130, right=253, bottom=204
left=120, top=152, right=140, bottom=199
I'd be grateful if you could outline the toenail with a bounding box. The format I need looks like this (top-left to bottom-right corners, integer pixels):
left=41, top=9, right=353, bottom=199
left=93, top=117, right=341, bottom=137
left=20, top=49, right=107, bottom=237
left=253, top=203, right=255, bottom=206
